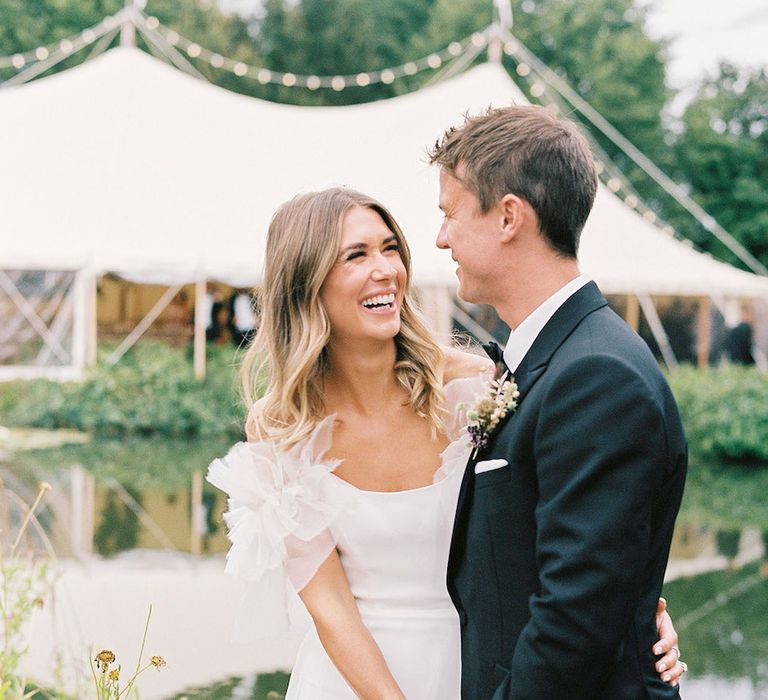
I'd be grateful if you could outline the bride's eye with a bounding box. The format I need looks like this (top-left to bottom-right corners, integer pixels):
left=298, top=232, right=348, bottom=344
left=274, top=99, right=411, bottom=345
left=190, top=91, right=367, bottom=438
left=345, top=251, right=365, bottom=261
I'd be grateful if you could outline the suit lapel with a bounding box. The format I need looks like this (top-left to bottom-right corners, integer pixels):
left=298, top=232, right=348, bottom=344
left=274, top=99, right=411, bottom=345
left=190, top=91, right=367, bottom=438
left=449, top=282, right=610, bottom=574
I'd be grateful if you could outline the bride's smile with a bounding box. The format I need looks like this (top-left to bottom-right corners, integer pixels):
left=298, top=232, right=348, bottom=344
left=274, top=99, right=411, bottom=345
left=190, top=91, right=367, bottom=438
left=320, top=205, right=406, bottom=344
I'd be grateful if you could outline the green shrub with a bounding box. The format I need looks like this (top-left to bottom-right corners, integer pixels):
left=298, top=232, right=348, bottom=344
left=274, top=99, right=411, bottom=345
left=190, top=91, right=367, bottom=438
left=0, top=342, right=257, bottom=439
left=667, top=365, right=768, bottom=464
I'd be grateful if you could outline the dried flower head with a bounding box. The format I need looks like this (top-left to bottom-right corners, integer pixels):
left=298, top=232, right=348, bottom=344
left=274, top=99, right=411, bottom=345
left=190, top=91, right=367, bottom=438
left=466, top=372, right=519, bottom=457
left=108, top=668, right=120, bottom=683
left=94, top=649, right=116, bottom=672
left=150, top=655, right=166, bottom=670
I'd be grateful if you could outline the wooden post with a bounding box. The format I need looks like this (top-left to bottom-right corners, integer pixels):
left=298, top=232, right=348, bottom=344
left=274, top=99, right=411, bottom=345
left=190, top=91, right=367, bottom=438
left=87, top=273, right=98, bottom=366
left=193, top=280, right=207, bottom=380
left=190, top=470, right=203, bottom=556
left=697, top=296, right=712, bottom=368
left=624, top=294, right=640, bottom=332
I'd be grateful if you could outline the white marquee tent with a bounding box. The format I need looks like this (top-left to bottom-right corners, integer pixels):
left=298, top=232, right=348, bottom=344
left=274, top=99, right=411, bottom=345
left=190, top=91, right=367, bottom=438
left=1, top=47, right=767, bottom=377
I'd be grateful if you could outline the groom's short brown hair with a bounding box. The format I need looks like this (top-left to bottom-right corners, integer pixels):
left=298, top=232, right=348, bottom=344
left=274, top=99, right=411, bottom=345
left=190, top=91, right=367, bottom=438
left=429, top=105, right=597, bottom=258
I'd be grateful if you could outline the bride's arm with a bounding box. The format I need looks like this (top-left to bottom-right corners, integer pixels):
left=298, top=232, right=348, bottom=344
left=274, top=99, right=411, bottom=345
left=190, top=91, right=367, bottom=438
left=299, top=550, right=405, bottom=700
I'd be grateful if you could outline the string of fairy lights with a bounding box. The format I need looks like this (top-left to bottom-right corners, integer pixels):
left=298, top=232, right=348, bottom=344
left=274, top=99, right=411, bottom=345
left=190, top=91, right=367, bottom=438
left=0, top=7, right=760, bottom=272
left=0, top=8, right=490, bottom=91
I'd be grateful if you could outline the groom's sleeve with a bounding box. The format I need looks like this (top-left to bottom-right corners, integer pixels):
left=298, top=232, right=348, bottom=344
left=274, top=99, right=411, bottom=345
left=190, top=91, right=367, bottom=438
left=499, top=353, right=671, bottom=699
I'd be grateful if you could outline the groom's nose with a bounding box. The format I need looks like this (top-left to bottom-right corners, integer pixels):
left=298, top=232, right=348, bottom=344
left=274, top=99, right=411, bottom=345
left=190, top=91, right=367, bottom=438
left=436, top=221, right=450, bottom=249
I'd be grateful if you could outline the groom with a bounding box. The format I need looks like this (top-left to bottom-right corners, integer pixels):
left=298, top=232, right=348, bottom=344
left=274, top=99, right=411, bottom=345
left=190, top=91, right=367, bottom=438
left=431, top=106, right=687, bottom=699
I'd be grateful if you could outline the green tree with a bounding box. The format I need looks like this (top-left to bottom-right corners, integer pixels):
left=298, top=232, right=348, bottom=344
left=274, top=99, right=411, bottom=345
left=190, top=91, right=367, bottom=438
left=0, top=0, right=262, bottom=92
left=671, top=63, right=768, bottom=268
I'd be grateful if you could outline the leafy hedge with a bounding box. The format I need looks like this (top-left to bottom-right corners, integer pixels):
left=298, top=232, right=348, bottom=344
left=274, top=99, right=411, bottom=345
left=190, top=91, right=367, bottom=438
left=667, top=365, right=768, bottom=464
left=1, top=349, right=767, bottom=465
left=0, top=342, right=250, bottom=439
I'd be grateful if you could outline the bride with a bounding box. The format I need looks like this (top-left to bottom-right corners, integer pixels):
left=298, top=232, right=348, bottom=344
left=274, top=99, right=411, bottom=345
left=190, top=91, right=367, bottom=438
left=207, top=187, right=686, bottom=698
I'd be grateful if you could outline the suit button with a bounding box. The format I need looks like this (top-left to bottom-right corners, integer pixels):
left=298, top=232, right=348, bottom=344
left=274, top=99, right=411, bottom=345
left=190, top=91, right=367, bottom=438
left=458, top=609, right=467, bottom=626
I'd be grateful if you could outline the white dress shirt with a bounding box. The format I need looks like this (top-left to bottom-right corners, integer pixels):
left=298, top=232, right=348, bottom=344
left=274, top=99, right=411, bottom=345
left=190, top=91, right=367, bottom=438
left=503, top=275, right=592, bottom=372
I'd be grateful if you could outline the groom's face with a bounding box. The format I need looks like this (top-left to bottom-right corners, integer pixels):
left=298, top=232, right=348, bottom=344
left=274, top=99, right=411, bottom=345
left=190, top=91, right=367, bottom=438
left=436, top=167, right=500, bottom=305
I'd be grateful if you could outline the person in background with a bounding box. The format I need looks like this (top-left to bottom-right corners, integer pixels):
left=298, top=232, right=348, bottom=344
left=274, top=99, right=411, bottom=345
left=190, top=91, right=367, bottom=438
left=725, top=304, right=755, bottom=365
left=229, top=288, right=257, bottom=347
left=204, top=284, right=225, bottom=343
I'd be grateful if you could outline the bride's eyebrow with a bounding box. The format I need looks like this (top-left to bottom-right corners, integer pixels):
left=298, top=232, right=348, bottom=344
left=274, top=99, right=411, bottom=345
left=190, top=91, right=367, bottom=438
left=339, top=235, right=397, bottom=255
left=339, top=242, right=367, bottom=255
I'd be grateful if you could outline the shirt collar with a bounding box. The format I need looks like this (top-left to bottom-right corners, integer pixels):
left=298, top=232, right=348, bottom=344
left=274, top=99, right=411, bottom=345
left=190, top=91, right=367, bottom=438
left=503, top=274, right=591, bottom=373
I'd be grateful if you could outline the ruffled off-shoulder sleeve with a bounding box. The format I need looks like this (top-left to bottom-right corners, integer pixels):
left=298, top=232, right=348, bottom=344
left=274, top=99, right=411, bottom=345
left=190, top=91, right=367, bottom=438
left=207, top=414, right=351, bottom=593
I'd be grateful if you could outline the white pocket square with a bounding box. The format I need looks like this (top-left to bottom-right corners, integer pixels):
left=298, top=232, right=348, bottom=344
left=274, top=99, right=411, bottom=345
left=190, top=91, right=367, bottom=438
left=474, top=459, right=509, bottom=475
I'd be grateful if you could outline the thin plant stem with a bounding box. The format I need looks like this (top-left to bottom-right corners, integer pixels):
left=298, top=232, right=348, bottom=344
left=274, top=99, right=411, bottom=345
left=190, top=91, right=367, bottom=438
left=10, top=484, right=50, bottom=555
left=88, top=651, right=101, bottom=699
left=119, top=605, right=152, bottom=698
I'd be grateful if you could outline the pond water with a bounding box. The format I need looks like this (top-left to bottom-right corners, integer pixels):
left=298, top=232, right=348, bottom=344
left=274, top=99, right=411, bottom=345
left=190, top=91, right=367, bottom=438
left=4, top=437, right=768, bottom=699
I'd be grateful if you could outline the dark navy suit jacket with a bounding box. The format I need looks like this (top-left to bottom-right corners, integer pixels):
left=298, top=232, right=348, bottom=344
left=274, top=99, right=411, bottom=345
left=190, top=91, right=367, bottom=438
left=447, top=282, right=687, bottom=699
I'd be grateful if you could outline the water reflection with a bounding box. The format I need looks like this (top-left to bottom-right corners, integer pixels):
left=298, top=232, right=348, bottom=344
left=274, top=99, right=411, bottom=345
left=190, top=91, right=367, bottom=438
left=665, top=562, right=768, bottom=699
left=4, top=441, right=768, bottom=699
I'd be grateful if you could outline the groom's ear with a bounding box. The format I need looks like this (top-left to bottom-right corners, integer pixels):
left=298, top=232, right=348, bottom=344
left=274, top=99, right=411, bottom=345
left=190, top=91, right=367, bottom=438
left=498, top=194, right=529, bottom=243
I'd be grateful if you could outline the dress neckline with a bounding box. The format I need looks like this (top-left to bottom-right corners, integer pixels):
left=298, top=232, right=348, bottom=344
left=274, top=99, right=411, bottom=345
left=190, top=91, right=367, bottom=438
left=327, top=470, right=448, bottom=496
left=324, top=375, right=480, bottom=495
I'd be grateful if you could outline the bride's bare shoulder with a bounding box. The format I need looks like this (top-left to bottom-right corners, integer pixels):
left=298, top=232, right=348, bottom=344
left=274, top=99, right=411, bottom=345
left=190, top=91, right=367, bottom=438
left=442, top=345, right=493, bottom=384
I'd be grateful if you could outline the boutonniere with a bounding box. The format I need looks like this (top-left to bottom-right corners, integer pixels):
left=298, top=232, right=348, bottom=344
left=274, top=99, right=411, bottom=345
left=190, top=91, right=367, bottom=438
left=466, top=371, right=519, bottom=458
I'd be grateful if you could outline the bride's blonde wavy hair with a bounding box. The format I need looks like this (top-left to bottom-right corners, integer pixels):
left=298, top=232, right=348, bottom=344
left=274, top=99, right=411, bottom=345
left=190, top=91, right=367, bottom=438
left=241, top=187, right=446, bottom=449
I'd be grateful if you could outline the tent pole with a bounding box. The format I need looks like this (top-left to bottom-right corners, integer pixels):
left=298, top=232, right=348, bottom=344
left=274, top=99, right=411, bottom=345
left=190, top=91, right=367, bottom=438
left=120, top=0, right=136, bottom=48
left=624, top=294, right=640, bottom=332
left=105, top=284, right=181, bottom=366
left=87, top=273, right=98, bottom=366
left=190, top=470, right=203, bottom=556
left=637, top=294, right=678, bottom=370
left=696, top=296, right=712, bottom=368
left=193, top=280, right=207, bottom=380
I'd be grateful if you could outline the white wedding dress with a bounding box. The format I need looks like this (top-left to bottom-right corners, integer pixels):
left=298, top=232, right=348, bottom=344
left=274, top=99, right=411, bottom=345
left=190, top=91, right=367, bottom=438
left=207, top=378, right=480, bottom=699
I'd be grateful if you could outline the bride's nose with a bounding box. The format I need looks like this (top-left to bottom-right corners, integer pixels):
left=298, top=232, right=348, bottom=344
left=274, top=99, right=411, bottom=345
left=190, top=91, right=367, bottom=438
left=370, top=253, right=397, bottom=281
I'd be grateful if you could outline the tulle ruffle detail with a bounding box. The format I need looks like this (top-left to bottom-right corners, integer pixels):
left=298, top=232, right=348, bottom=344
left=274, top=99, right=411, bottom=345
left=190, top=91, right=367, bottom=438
left=207, top=414, right=352, bottom=591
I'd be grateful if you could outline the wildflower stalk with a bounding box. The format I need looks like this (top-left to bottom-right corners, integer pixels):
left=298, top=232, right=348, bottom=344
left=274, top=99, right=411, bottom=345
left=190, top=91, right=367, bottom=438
left=118, top=604, right=152, bottom=699
left=0, top=480, right=53, bottom=695
left=10, top=482, right=51, bottom=555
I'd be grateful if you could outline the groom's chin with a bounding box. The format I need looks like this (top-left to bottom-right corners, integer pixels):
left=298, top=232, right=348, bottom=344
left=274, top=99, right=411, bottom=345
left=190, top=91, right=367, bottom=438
left=455, top=284, right=479, bottom=305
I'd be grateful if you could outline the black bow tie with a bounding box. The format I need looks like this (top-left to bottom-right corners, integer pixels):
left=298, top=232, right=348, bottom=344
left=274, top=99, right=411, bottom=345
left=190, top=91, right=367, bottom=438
left=482, top=340, right=506, bottom=369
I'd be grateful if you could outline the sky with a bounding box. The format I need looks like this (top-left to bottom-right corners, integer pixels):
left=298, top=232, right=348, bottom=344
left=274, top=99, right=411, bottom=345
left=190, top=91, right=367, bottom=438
left=644, top=0, right=768, bottom=91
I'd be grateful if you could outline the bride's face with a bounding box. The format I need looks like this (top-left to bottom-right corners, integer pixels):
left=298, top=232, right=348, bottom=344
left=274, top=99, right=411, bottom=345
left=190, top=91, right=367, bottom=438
left=320, top=206, right=407, bottom=344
